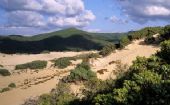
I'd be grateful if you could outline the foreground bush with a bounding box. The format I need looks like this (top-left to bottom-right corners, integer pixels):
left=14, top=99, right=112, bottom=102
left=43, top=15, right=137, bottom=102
left=63, top=62, right=97, bottom=82
left=15, top=60, right=47, bottom=70
left=157, top=40, right=170, bottom=62
left=52, top=57, right=74, bottom=69
left=99, top=43, right=116, bottom=56
left=0, top=69, right=11, bottom=76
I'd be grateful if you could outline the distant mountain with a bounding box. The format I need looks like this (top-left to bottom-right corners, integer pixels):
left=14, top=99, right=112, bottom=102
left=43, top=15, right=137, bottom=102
left=0, top=28, right=126, bottom=54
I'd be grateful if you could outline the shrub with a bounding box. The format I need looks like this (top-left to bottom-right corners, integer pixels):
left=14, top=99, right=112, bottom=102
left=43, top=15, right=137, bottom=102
left=56, top=93, right=77, bottom=105
left=8, top=83, right=16, bottom=88
left=38, top=94, right=52, bottom=105
left=74, top=53, right=100, bottom=62
left=160, top=25, right=170, bottom=40
left=1, top=87, right=10, bottom=93
left=144, top=36, right=156, bottom=44
left=99, top=43, right=116, bottom=56
left=63, top=62, right=96, bottom=82
left=41, top=50, right=50, bottom=54
left=157, top=40, right=170, bottom=62
left=0, top=69, right=11, bottom=76
left=53, top=57, right=72, bottom=69
left=0, top=64, right=3, bottom=67
left=15, top=60, right=47, bottom=70
left=119, top=36, right=131, bottom=49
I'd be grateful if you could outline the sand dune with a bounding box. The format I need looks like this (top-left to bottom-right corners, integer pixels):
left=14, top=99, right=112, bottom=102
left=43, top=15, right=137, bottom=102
left=91, top=39, right=160, bottom=80
left=0, top=39, right=160, bottom=105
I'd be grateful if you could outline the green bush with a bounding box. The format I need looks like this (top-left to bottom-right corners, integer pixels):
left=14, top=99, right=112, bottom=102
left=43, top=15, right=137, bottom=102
left=99, top=43, right=116, bottom=56
left=63, top=62, right=96, bottom=82
left=74, top=53, right=100, bottom=63
left=8, top=83, right=16, bottom=88
left=0, top=69, right=11, bottom=76
left=53, top=57, right=73, bottom=69
left=1, top=87, right=10, bottom=93
left=144, top=36, right=156, bottom=44
left=128, top=27, right=163, bottom=40
left=157, top=40, right=170, bottom=62
left=38, top=94, right=52, bottom=105
left=0, top=64, right=3, bottom=67
left=160, top=25, right=170, bottom=40
left=119, top=36, right=131, bottom=48
left=41, top=50, right=50, bottom=54
left=15, top=60, right=47, bottom=70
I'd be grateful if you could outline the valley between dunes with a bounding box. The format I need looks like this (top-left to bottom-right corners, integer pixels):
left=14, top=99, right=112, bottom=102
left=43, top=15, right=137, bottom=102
left=0, top=39, right=160, bottom=105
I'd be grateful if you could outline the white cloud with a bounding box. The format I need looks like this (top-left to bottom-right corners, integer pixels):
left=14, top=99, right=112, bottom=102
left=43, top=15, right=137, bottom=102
left=117, top=0, right=170, bottom=24
left=0, top=0, right=95, bottom=29
left=86, top=28, right=101, bottom=32
left=108, top=15, right=128, bottom=24
left=145, top=6, right=170, bottom=16
left=48, top=10, right=95, bottom=28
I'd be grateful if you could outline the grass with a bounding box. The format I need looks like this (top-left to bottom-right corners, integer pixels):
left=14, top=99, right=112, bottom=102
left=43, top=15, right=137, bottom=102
left=15, top=60, right=47, bottom=70
left=0, top=69, right=11, bottom=76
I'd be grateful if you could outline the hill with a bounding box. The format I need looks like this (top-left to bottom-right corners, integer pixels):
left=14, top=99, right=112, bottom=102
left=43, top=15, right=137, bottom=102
left=0, top=28, right=125, bottom=54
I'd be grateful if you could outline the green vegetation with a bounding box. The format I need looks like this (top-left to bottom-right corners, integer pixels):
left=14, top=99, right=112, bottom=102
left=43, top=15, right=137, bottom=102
left=74, top=53, right=100, bottom=62
left=15, top=60, right=47, bottom=70
left=41, top=50, right=50, bottom=54
left=128, top=27, right=163, bottom=40
left=0, top=64, right=3, bottom=67
left=8, top=83, right=16, bottom=88
left=0, top=69, right=11, bottom=76
left=62, top=62, right=97, bottom=82
left=160, top=25, right=170, bottom=40
left=0, top=28, right=124, bottom=54
left=91, top=40, right=170, bottom=105
left=23, top=39, right=170, bottom=105
left=99, top=43, right=116, bottom=56
left=1, top=87, right=10, bottom=93
left=52, top=57, right=73, bottom=69
left=30, top=82, right=77, bottom=105
left=119, top=36, right=131, bottom=48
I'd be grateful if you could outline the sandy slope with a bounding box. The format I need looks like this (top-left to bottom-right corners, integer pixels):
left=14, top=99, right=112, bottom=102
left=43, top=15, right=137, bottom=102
left=0, top=52, right=88, bottom=105
left=91, top=39, right=160, bottom=80
left=0, top=39, right=160, bottom=105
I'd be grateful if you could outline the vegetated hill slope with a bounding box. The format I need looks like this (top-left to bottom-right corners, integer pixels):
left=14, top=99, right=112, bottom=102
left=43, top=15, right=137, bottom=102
left=0, top=28, right=125, bottom=54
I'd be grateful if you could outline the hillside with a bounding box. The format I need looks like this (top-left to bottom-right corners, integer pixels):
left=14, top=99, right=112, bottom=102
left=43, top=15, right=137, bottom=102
left=0, top=28, right=125, bottom=54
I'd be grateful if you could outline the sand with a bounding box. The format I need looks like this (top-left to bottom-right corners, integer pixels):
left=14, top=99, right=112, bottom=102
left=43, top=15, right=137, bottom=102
left=90, top=39, right=160, bottom=80
left=0, top=51, right=90, bottom=105
left=0, top=39, right=160, bottom=105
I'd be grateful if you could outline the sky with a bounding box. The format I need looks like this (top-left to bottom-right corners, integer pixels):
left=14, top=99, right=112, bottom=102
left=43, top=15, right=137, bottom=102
left=0, top=0, right=169, bottom=35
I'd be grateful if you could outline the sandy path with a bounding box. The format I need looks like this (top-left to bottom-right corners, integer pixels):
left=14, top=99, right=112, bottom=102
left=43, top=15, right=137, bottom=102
left=91, top=39, right=160, bottom=80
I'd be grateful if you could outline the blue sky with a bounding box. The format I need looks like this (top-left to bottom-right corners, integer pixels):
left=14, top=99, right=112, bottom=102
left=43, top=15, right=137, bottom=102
left=0, top=0, right=169, bottom=35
